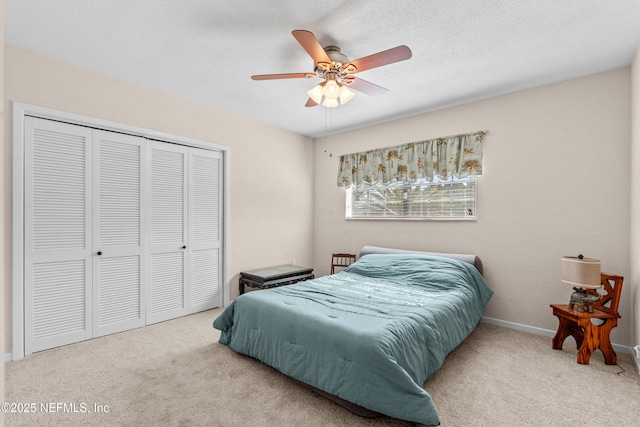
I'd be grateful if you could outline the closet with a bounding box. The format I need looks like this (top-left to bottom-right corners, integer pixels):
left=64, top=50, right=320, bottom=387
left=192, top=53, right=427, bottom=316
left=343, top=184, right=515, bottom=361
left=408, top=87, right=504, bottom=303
left=22, top=116, right=222, bottom=354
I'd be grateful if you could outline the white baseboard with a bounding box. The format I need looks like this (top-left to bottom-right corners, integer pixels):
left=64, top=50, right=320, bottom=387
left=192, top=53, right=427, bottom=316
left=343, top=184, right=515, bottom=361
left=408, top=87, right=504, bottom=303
left=481, top=316, right=633, bottom=355
left=6, top=318, right=639, bottom=373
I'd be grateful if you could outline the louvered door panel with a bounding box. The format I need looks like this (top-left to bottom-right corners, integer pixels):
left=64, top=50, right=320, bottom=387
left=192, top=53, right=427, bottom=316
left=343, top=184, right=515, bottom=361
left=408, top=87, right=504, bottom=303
left=151, top=148, right=185, bottom=245
left=24, top=117, right=93, bottom=353
left=93, top=131, right=145, bottom=336
left=150, top=252, right=185, bottom=313
left=97, top=134, right=142, bottom=247
left=191, top=248, right=220, bottom=309
left=31, top=124, right=88, bottom=251
left=191, top=152, right=220, bottom=243
left=189, top=149, right=222, bottom=311
left=148, top=142, right=188, bottom=323
left=97, top=257, right=141, bottom=326
left=32, top=260, right=87, bottom=341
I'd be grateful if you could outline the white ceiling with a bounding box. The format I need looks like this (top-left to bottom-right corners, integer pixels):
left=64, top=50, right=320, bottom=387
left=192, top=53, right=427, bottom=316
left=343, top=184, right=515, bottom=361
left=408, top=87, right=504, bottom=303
left=6, top=1, right=640, bottom=138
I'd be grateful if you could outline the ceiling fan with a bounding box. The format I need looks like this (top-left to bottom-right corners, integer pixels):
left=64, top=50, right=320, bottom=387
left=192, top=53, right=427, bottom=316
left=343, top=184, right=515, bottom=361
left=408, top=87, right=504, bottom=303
left=251, top=30, right=412, bottom=108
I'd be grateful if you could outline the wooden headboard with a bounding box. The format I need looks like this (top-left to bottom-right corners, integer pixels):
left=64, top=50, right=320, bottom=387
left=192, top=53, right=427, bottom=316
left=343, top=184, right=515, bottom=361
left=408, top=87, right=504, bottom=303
left=359, top=245, right=484, bottom=276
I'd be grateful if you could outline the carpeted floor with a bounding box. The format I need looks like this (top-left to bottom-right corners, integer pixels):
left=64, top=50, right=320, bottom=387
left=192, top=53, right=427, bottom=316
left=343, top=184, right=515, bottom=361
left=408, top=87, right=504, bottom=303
left=5, top=308, right=640, bottom=426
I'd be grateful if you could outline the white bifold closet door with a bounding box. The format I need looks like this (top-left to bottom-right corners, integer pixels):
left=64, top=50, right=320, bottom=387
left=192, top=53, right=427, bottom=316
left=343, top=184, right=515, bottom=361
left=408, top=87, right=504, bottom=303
left=147, top=142, right=222, bottom=324
left=189, top=148, right=222, bottom=312
left=93, top=130, right=145, bottom=337
left=24, top=118, right=94, bottom=354
left=148, top=142, right=188, bottom=324
left=23, top=117, right=221, bottom=354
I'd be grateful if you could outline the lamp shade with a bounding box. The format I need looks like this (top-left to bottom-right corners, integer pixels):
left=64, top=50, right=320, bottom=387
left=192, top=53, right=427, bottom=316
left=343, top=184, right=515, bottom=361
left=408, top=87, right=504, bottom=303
left=561, top=256, right=601, bottom=289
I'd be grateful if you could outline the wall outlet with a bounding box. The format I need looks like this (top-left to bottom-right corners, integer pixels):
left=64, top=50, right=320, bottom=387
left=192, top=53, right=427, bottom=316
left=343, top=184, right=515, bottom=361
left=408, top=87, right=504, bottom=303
left=634, top=345, right=640, bottom=360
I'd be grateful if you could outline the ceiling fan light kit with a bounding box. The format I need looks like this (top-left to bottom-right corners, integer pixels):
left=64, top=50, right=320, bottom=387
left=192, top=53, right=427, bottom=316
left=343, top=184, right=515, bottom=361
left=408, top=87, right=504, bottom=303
left=307, top=73, right=355, bottom=107
left=252, top=30, right=412, bottom=108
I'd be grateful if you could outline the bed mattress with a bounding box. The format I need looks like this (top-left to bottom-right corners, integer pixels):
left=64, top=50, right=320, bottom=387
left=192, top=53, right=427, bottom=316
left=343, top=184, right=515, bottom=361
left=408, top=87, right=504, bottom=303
left=213, top=253, right=493, bottom=426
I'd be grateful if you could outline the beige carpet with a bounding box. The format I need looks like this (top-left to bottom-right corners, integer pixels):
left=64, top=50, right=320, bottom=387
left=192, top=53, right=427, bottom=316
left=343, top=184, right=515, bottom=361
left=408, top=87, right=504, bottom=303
left=5, top=308, right=640, bottom=426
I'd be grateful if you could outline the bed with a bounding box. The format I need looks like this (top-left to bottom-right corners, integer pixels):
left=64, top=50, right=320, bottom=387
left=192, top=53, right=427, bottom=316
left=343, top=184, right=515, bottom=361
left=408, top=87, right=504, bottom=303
left=212, top=246, right=493, bottom=426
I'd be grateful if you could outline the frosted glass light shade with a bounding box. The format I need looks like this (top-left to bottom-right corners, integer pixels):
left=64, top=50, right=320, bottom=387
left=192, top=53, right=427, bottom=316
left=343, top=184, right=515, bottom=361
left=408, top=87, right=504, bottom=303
left=561, top=256, right=601, bottom=289
left=322, top=98, right=339, bottom=108
left=322, top=80, right=340, bottom=99
left=307, top=85, right=324, bottom=104
left=339, top=86, right=355, bottom=104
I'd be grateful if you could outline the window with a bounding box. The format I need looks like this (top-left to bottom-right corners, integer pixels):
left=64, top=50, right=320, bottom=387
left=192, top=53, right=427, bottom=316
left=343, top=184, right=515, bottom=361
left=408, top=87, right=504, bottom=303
left=346, top=176, right=476, bottom=220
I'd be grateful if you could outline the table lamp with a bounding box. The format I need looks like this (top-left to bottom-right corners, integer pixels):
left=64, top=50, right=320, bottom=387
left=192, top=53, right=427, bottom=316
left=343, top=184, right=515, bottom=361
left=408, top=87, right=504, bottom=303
left=561, top=255, right=601, bottom=312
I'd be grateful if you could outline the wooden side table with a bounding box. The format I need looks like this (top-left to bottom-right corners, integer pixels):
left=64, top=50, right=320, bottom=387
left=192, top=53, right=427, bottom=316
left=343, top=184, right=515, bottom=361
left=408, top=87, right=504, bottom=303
left=550, top=304, right=620, bottom=364
left=239, top=265, right=314, bottom=295
left=550, top=272, right=624, bottom=365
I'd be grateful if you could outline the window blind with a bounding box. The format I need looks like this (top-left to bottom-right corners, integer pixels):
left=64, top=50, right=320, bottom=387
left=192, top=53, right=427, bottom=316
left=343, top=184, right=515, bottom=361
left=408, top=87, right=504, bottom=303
left=346, top=177, right=476, bottom=220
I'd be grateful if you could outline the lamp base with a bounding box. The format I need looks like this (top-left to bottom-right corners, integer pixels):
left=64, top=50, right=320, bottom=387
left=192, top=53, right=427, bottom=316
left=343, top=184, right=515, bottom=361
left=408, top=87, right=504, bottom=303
left=568, top=287, right=601, bottom=313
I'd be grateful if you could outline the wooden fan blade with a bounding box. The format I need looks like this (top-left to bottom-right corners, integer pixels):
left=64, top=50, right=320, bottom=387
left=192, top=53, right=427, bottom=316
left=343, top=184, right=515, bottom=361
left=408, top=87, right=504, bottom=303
left=305, top=98, right=318, bottom=107
left=292, top=30, right=331, bottom=65
left=347, top=77, right=389, bottom=96
left=251, top=73, right=314, bottom=80
left=345, top=45, right=412, bottom=73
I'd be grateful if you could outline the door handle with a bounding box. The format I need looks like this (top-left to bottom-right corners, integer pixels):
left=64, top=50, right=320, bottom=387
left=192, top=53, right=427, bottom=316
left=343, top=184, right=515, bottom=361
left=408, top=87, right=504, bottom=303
left=182, top=246, right=187, bottom=249
left=97, top=251, right=102, bottom=256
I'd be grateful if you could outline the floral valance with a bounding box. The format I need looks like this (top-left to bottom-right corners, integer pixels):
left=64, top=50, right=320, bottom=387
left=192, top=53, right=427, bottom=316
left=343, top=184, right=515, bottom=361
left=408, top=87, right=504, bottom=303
left=337, top=131, right=486, bottom=188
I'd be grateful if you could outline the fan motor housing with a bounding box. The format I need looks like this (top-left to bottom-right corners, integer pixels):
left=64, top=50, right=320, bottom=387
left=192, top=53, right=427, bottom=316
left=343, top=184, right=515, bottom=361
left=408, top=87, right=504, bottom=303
left=315, top=46, right=356, bottom=77
left=324, top=46, right=349, bottom=65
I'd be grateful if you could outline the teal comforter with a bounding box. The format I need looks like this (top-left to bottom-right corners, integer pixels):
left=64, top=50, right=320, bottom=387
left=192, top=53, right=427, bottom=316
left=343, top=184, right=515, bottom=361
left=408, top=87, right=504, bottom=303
left=213, top=254, right=493, bottom=426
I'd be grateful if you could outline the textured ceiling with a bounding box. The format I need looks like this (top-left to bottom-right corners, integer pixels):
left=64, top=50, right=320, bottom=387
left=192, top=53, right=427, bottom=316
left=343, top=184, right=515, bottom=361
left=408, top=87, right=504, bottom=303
left=6, top=1, right=640, bottom=138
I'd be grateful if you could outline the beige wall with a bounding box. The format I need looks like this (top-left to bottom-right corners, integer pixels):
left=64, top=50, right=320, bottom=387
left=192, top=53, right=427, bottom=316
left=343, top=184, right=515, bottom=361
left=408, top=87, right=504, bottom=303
left=3, top=45, right=315, bottom=355
left=4, top=43, right=637, bottom=358
left=1, top=0, right=5, bottom=420
left=631, top=44, right=640, bottom=364
left=313, top=68, right=633, bottom=346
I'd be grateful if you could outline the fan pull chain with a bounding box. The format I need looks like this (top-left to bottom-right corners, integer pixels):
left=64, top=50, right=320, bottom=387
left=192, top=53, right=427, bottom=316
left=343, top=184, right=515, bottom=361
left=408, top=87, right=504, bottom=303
left=324, top=107, right=333, bottom=157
